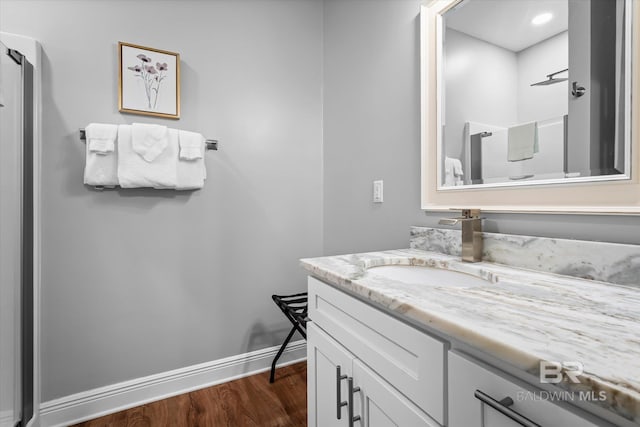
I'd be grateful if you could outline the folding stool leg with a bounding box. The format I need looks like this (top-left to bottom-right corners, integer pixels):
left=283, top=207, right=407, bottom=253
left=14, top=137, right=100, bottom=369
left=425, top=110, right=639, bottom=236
left=269, top=325, right=298, bottom=383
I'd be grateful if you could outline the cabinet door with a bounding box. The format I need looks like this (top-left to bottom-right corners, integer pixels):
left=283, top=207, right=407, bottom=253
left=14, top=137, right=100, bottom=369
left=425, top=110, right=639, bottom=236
left=352, top=360, right=440, bottom=427
left=308, top=276, right=445, bottom=423
left=307, top=323, right=355, bottom=427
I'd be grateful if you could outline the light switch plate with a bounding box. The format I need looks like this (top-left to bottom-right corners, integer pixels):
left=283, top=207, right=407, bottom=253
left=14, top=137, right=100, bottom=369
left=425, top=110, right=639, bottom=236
left=373, top=180, right=383, bottom=203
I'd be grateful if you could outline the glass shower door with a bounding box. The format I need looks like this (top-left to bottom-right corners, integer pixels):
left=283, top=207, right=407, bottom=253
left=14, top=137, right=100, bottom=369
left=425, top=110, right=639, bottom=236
left=0, top=40, right=30, bottom=427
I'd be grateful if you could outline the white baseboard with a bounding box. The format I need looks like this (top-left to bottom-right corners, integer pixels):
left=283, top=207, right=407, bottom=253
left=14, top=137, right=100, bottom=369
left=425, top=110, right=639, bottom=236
left=0, top=409, right=16, bottom=425
left=40, top=340, right=306, bottom=427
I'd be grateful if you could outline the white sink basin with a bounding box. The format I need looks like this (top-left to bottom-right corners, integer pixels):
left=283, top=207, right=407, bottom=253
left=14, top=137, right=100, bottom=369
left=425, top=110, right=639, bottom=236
left=368, top=265, right=490, bottom=288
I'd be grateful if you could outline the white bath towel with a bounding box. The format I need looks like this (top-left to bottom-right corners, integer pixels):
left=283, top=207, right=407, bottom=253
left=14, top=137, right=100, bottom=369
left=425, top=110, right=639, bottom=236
left=85, top=123, right=118, bottom=154
left=131, top=123, right=169, bottom=162
left=83, top=123, right=119, bottom=186
left=170, top=129, right=207, bottom=190
left=508, top=121, right=539, bottom=162
left=117, top=124, right=178, bottom=188
left=444, top=156, right=463, bottom=186
left=178, top=130, right=205, bottom=160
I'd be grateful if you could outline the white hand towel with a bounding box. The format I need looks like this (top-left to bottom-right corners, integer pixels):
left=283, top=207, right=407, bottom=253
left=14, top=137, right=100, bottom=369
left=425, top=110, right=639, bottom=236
left=451, top=158, right=463, bottom=186
left=178, top=130, right=205, bottom=160
left=117, top=124, right=178, bottom=188
left=84, top=124, right=118, bottom=186
left=508, top=122, right=538, bottom=162
left=170, top=129, right=207, bottom=190
left=131, top=123, right=169, bottom=162
left=452, top=158, right=463, bottom=177
left=84, top=144, right=119, bottom=186
left=444, top=156, right=457, bottom=186
left=85, top=123, right=118, bottom=154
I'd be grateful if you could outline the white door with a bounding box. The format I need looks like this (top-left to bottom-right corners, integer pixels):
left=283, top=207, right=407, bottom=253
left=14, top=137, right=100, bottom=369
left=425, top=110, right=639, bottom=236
left=567, top=0, right=625, bottom=177
left=352, top=360, right=439, bottom=427
left=567, top=0, right=592, bottom=176
left=307, top=323, right=355, bottom=427
left=0, top=40, right=23, bottom=427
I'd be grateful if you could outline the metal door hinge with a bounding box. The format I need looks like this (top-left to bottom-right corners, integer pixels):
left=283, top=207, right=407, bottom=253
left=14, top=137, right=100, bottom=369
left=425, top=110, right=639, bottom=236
left=7, top=48, right=23, bottom=65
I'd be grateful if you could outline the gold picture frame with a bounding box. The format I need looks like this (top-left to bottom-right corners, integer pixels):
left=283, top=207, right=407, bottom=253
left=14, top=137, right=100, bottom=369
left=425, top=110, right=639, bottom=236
left=118, top=42, right=180, bottom=119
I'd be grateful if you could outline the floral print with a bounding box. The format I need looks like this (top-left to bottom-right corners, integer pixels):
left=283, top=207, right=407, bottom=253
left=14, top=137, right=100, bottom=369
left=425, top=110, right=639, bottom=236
left=128, top=52, right=169, bottom=109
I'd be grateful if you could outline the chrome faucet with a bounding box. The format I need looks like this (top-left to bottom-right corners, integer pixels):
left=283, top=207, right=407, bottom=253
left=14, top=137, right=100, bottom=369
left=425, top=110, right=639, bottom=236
left=438, top=209, right=483, bottom=263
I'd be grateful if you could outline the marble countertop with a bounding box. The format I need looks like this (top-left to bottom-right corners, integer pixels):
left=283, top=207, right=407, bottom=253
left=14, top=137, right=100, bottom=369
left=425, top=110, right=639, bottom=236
left=300, top=248, right=640, bottom=424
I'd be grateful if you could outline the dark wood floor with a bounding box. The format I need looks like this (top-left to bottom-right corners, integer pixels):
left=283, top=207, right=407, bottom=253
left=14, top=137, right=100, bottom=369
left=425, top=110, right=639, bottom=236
left=72, top=362, right=307, bottom=427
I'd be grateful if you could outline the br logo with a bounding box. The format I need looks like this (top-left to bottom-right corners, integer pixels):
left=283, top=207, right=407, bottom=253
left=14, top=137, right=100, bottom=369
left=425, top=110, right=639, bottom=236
left=539, top=361, right=584, bottom=384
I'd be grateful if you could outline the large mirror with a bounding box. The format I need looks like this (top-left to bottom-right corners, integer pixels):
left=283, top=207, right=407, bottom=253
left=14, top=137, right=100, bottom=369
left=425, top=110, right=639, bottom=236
left=420, top=0, right=640, bottom=214
left=437, top=0, right=631, bottom=189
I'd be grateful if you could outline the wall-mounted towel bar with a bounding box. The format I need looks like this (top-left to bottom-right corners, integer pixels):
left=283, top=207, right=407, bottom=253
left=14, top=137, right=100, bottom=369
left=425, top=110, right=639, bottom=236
left=79, top=128, right=219, bottom=150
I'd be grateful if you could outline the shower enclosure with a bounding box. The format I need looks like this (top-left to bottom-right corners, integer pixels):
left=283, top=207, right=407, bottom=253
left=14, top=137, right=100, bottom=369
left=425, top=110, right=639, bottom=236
left=0, top=39, right=35, bottom=427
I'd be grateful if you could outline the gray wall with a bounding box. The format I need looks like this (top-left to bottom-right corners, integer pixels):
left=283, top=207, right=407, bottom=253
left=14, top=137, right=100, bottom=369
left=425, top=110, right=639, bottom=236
left=517, top=31, right=568, bottom=123
left=0, top=0, right=323, bottom=401
left=444, top=28, right=518, bottom=160
left=323, top=0, right=426, bottom=254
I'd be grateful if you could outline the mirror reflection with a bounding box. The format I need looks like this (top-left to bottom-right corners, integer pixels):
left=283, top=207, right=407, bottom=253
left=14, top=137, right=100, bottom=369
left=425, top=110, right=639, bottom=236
left=440, top=0, right=630, bottom=188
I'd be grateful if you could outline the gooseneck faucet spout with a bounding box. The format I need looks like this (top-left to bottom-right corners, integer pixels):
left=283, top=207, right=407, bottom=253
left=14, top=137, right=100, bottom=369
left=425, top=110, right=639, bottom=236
left=438, top=209, right=484, bottom=263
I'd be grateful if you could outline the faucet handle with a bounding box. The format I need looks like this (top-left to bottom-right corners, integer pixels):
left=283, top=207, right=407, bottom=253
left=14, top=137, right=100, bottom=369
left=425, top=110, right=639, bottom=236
left=439, top=217, right=463, bottom=226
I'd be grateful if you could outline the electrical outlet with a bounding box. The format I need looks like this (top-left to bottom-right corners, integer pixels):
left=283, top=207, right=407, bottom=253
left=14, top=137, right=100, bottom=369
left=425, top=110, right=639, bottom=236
left=373, top=180, right=383, bottom=203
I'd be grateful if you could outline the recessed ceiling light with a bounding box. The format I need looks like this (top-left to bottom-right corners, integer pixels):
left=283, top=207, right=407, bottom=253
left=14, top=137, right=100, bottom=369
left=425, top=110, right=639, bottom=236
left=532, top=13, right=553, bottom=26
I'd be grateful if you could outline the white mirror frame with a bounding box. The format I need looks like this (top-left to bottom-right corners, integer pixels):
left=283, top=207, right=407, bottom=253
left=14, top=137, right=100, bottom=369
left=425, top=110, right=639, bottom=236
left=421, top=0, right=640, bottom=214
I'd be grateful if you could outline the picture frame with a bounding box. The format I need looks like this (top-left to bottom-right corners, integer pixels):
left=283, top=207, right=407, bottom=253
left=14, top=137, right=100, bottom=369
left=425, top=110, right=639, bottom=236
left=118, top=42, right=180, bottom=119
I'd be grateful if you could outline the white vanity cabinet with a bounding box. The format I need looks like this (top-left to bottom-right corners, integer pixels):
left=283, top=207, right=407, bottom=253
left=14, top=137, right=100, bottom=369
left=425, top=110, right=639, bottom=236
left=448, top=352, right=604, bottom=427
left=307, top=276, right=444, bottom=427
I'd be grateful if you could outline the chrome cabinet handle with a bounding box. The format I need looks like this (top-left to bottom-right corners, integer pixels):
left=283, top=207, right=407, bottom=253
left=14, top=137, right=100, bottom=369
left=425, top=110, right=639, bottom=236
left=348, top=377, right=361, bottom=426
left=474, top=389, right=541, bottom=427
left=336, top=366, right=348, bottom=419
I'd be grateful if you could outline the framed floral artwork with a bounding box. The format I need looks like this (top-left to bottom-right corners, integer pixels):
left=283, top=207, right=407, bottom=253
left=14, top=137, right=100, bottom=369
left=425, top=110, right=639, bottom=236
left=118, top=42, right=180, bottom=119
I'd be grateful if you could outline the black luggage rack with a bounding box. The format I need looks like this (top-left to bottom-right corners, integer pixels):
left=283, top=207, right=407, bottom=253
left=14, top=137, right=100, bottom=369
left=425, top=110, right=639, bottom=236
left=269, top=292, right=308, bottom=383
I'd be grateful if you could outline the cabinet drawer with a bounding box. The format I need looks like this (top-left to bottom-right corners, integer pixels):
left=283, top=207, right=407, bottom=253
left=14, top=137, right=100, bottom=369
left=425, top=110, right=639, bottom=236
left=308, top=276, right=446, bottom=424
left=448, top=351, right=609, bottom=427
